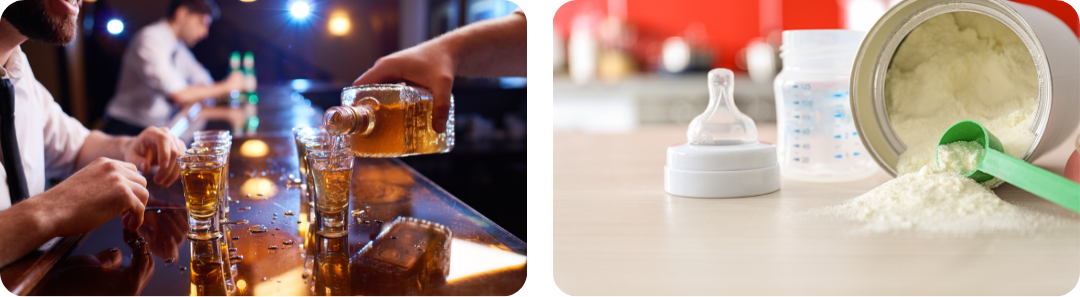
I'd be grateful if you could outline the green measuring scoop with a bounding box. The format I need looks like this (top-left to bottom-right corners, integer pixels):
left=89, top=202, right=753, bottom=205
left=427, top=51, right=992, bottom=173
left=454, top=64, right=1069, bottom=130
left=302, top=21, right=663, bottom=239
left=937, top=120, right=1080, bottom=213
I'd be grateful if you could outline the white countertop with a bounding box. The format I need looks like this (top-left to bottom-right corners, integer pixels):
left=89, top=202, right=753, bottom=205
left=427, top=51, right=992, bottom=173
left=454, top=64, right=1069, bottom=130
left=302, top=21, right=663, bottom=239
left=554, top=123, right=1080, bottom=295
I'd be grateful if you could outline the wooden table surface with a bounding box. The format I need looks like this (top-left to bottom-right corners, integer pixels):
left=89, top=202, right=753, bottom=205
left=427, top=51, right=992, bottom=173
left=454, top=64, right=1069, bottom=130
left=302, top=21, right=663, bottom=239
left=554, top=123, right=1080, bottom=295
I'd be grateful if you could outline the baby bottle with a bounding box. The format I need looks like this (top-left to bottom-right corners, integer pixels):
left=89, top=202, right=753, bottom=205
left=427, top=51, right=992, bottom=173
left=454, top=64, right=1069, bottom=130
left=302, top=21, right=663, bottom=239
left=774, top=30, right=876, bottom=182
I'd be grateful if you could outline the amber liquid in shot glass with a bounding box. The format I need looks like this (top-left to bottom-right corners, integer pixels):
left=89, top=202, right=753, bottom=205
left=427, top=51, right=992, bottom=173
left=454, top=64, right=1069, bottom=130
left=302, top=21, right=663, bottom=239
left=180, top=155, right=224, bottom=240
left=308, top=149, right=353, bottom=238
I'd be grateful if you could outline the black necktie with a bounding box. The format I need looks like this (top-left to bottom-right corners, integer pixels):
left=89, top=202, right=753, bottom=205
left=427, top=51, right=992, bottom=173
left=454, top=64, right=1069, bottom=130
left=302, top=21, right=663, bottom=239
left=1, top=78, right=29, bottom=205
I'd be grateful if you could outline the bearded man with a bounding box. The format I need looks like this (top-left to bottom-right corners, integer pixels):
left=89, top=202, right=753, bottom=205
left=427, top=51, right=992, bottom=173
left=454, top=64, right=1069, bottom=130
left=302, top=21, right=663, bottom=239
left=0, top=0, right=188, bottom=267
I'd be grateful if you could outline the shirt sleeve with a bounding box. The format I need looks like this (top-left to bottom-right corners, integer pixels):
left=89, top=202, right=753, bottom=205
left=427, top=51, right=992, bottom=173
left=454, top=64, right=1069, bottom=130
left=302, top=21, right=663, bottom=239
left=38, top=80, right=90, bottom=178
left=133, top=35, right=189, bottom=96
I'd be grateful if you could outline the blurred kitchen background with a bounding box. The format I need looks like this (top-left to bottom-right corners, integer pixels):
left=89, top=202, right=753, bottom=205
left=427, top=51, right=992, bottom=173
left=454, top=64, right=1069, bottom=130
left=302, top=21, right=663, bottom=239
left=23, top=0, right=527, bottom=241
left=551, top=0, right=1073, bottom=132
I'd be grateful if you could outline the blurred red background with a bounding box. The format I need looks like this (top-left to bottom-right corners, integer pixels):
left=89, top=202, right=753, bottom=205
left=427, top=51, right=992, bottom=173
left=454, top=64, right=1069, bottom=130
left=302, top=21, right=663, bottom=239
left=553, top=0, right=1078, bottom=71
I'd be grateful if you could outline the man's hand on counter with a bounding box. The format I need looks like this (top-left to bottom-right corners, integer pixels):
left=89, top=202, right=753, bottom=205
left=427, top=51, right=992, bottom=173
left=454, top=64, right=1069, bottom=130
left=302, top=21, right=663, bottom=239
left=121, top=126, right=187, bottom=187
left=38, top=157, right=151, bottom=235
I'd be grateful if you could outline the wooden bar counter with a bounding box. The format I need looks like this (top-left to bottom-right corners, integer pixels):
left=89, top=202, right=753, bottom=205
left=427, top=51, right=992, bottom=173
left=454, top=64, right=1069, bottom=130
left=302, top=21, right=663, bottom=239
left=1, top=85, right=527, bottom=295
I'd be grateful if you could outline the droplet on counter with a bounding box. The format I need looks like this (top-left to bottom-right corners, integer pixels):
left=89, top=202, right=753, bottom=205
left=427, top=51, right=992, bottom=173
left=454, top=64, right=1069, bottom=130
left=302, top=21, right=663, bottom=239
left=275, top=227, right=280, bottom=231
left=249, top=225, right=269, bottom=233
left=277, top=279, right=281, bottom=283
left=284, top=211, right=295, bottom=216
left=374, top=220, right=383, bottom=224
left=165, top=257, right=175, bottom=263
left=271, top=233, right=276, bottom=236
left=268, top=246, right=279, bottom=250
left=301, top=273, right=309, bottom=279
left=180, top=266, right=187, bottom=271
left=238, top=206, right=252, bottom=211
left=263, top=277, right=268, bottom=281
left=257, top=193, right=265, bottom=197
left=282, top=240, right=295, bottom=245
left=390, top=236, right=397, bottom=239
left=232, top=236, right=240, bottom=240
left=246, top=194, right=252, bottom=198
left=363, top=221, right=370, bottom=224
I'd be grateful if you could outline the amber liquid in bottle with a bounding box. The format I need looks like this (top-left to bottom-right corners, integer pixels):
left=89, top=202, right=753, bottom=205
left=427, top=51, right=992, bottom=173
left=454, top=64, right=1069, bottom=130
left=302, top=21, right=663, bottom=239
left=324, top=84, right=454, bottom=158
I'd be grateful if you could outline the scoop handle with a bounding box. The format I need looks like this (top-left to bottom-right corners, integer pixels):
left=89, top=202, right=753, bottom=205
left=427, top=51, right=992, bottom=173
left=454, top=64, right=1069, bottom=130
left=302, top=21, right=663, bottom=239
left=979, top=149, right=1080, bottom=213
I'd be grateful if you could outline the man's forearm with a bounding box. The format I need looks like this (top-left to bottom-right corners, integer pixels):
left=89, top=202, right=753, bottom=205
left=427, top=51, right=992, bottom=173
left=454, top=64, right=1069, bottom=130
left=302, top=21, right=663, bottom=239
left=0, top=198, right=56, bottom=268
left=169, top=83, right=229, bottom=105
left=75, top=131, right=131, bottom=170
left=441, top=12, right=527, bottom=77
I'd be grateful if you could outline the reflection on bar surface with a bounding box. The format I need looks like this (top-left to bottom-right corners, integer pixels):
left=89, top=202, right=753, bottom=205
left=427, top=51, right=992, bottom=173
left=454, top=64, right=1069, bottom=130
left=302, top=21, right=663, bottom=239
left=312, top=235, right=351, bottom=296
left=354, top=217, right=452, bottom=295
left=190, top=238, right=229, bottom=296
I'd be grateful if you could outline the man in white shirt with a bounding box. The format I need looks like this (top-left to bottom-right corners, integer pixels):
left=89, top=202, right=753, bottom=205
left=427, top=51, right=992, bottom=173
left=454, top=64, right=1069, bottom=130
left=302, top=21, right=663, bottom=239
left=103, top=0, right=242, bottom=136
left=0, top=0, right=187, bottom=267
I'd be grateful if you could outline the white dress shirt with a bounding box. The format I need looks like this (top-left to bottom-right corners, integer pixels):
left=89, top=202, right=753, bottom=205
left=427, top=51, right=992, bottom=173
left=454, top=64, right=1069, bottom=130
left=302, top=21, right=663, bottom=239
left=0, top=46, right=91, bottom=210
left=105, top=19, right=214, bottom=128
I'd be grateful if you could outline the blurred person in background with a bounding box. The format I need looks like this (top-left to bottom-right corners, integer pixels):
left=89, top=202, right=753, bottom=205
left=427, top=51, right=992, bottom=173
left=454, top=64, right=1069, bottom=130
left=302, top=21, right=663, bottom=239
left=0, top=0, right=187, bottom=268
left=103, top=0, right=242, bottom=136
left=353, top=10, right=527, bottom=133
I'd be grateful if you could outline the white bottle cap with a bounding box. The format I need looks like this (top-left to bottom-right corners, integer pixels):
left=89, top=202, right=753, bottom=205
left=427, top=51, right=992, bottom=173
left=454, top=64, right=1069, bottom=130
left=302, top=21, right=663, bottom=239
left=665, top=143, right=779, bottom=198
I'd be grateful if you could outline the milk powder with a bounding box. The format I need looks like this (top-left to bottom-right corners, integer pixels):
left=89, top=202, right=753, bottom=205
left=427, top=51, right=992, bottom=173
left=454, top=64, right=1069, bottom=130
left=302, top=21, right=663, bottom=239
left=820, top=166, right=1054, bottom=235
left=821, top=12, right=1058, bottom=234
left=886, top=12, right=1038, bottom=176
left=937, top=141, right=984, bottom=175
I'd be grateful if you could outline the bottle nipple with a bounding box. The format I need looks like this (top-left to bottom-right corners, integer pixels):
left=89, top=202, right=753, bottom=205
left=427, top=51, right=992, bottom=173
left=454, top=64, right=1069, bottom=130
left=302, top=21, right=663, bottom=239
left=687, top=68, right=758, bottom=145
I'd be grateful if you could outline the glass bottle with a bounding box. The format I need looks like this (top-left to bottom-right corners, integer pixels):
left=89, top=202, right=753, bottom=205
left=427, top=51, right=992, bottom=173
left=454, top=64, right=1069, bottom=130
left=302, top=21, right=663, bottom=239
left=323, top=84, right=455, bottom=157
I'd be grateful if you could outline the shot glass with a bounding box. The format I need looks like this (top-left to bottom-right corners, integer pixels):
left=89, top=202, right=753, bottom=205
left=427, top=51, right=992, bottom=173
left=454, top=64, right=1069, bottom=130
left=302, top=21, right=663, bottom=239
left=192, top=140, right=232, bottom=202
left=292, top=126, right=319, bottom=198
left=187, top=147, right=231, bottom=221
left=195, top=130, right=232, bottom=143
left=301, top=132, right=344, bottom=201
left=179, top=155, right=225, bottom=240
left=308, top=149, right=354, bottom=238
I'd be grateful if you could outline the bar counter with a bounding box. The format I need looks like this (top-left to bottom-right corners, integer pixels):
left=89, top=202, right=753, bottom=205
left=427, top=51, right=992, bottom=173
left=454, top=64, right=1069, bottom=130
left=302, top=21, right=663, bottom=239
left=1, top=85, right=527, bottom=295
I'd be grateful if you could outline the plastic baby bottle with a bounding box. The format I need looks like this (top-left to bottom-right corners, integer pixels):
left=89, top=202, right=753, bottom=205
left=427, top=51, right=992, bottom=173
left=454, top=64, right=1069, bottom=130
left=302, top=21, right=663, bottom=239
left=665, top=68, right=779, bottom=198
left=773, top=30, right=876, bottom=182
